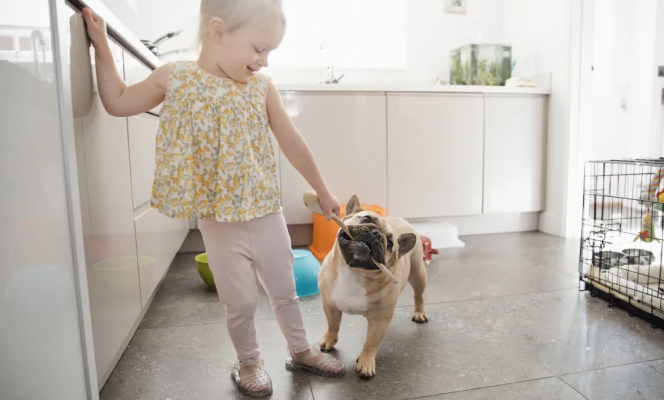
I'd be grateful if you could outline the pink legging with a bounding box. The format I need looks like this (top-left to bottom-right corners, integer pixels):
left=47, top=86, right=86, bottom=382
left=198, top=210, right=310, bottom=360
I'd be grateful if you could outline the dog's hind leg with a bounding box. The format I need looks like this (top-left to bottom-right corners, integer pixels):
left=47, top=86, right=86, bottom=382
left=408, top=255, right=428, bottom=323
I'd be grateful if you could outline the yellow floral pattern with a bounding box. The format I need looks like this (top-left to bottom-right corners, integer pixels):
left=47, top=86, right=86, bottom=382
left=151, top=61, right=280, bottom=222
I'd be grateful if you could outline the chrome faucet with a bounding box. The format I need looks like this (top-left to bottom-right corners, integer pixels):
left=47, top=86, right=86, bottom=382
left=141, top=29, right=183, bottom=57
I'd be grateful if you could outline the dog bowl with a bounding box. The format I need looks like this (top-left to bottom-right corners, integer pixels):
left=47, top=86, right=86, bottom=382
left=293, top=249, right=321, bottom=297
left=195, top=253, right=216, bottom=290
left=592, top=250, right=626, bottom=269
left=622, top=248, right=655, bottom=265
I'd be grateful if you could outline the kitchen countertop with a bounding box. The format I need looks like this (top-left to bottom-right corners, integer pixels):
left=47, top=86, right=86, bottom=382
left=276, top=83, right=550, bottom=95
left=71, top=0, right=550, bottom=96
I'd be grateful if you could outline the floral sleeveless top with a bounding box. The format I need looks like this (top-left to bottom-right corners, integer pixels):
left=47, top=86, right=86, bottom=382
left=151, top=61, right=281, bottom=222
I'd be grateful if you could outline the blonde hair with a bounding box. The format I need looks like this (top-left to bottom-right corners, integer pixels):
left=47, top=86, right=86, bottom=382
left=199, top=0, right=285, bottom=43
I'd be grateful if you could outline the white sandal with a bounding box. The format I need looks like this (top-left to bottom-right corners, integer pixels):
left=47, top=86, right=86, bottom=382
left=230, top=357, right=273, bottom=398
left=285, top=344, right=345, bottom=377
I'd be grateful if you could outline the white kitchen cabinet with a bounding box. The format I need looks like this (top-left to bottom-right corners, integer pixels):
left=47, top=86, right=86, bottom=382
left=1, top=3, right=93, bottom=398
left=124, top=56, right=188, bottom=306
left=134, top=208, right=189, bottom=307
left=387, top=93, right=484, bottom=218
left=75, top=39, right=143, bottom=387
left=279, top=92, right=387, bottom=224
left=483, top=95, right=547, bottom=213
left=124, top=56, right=189, bottom=306
left=127, top=113, right=158, bottom=208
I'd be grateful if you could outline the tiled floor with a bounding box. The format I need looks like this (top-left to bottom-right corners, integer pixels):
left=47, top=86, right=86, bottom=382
left=100, top=232, right=664, bottom=400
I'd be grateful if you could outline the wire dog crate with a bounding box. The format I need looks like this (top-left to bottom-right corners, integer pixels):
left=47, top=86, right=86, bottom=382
left=579, top=158, right=664, bottom=327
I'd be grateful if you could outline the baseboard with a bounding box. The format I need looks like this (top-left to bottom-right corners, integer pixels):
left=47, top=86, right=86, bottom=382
left=539, top=211, right=565, bottom=237
left=408, top=212, right=540, bottom=236
left=177, top=212, right=543, bottom=252
left=287, top=224, right=314, bottom=247
left=292, top=212, right=542, bottom=247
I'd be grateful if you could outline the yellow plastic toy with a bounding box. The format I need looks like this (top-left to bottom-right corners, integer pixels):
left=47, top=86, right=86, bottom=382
left=634, top=212, right=660, bottom=243
left=657, top=189, right=664, bottom=203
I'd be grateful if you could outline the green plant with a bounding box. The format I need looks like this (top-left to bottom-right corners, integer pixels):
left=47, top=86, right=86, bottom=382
left=476, top=70, right=497, bottom=86
left=463, top=61, right=471, bottom=85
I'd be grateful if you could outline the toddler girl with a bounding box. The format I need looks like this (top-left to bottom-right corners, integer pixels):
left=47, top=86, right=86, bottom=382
left=83, top=0, right=344, bottom=397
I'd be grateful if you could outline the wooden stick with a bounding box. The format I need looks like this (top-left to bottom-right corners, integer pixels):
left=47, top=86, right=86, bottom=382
left=371, top=258, right=398, bottom=284
left=331, top=215, right=353, bottom=239
left=303, top=190, right=353, bottom=238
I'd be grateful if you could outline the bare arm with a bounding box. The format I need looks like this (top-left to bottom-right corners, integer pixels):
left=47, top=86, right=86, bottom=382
left=266, top=80, right=341, bottom=219
left=82, top=8, right=167, bottom=117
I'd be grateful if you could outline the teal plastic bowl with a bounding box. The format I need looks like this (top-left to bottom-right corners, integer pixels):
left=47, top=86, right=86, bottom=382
left=293, top=249, right=321, bottom=297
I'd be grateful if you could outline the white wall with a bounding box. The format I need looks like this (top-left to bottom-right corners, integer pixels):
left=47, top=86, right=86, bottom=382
left=502, top=0, right=574, bottom=237
left=100, top=0, right=507, bottom=85
left=578, top=0, right=657, bottom=161
left=655, top=0, right=664, bottom=156
left=267, top=0, right=506, bottom=84
left=566, top=0, right=663, bottom=238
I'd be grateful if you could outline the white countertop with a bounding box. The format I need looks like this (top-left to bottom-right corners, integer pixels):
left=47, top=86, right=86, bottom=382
left=275, top=83, right=550, bottom=95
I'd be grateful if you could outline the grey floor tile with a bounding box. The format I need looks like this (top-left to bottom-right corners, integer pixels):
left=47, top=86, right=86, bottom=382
left=562, top=360, right=664, bottom=400
left=398, top=254, right=578, bottom=307
left=100, top=320, right=315, bottom=400
left=399, top=232, right=578, bottom=305
left=139, top=253, right=323, bottom=330
left=303, top=303, right=552, bottom=400
left=138, top=258, right=224, bottom=329
left=456, top=232, right=581, bottom=277
left=459, top=232, right=577, bottom=259
left=398, top=232, right=579, bottom=308
left=453, top=288, right=664, bottom=375
left=429, top=377, right=586, bottom=400
left=106, top=232, right=663, bottom=399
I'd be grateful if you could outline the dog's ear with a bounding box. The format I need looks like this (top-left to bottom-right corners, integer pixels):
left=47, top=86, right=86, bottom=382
left=397, top=233, right=417, bottom=259
left=345, top=195, right=364, bottom=216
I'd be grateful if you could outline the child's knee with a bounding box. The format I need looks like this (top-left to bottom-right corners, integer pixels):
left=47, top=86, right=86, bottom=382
left=270, top=292, right=299, bottom=311
left=224, top=296, right=259, bottom=318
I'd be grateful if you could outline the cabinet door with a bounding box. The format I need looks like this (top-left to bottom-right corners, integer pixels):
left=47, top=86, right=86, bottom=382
left=1, top=3, right=90, bottom=399
left=125, top=85, right=188, bottom=306
left=134, top=208, right=189, bottom=307
left=127, top=113, right=158, bottom=208
left=387, top=93, right=484, bottom=219
left=75, top=39, right=142, bottom=386
left=124, top=51, right=162, bottom=115
left=279, top=92, right=387, bottom=224
left=483, top=95, right=547, bottom=213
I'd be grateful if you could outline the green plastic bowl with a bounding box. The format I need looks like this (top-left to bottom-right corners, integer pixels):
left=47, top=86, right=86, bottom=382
left=195, top=253, right=216, bottom=290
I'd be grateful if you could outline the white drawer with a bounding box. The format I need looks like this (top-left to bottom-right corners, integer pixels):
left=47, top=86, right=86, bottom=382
left=128, top=114, right=158, bottom=208
left=135, top=208, right=189, bottom=307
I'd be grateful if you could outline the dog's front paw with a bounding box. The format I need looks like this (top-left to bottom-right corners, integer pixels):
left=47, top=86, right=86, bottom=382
left=412, top=311, right=428, bottom=323
left=355, top=353, right=376, bottom=378
left=318, top=332, right=338, bottom=352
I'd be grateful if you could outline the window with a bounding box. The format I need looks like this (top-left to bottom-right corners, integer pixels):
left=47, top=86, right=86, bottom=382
left=270, top=0, right=405, bottom=69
